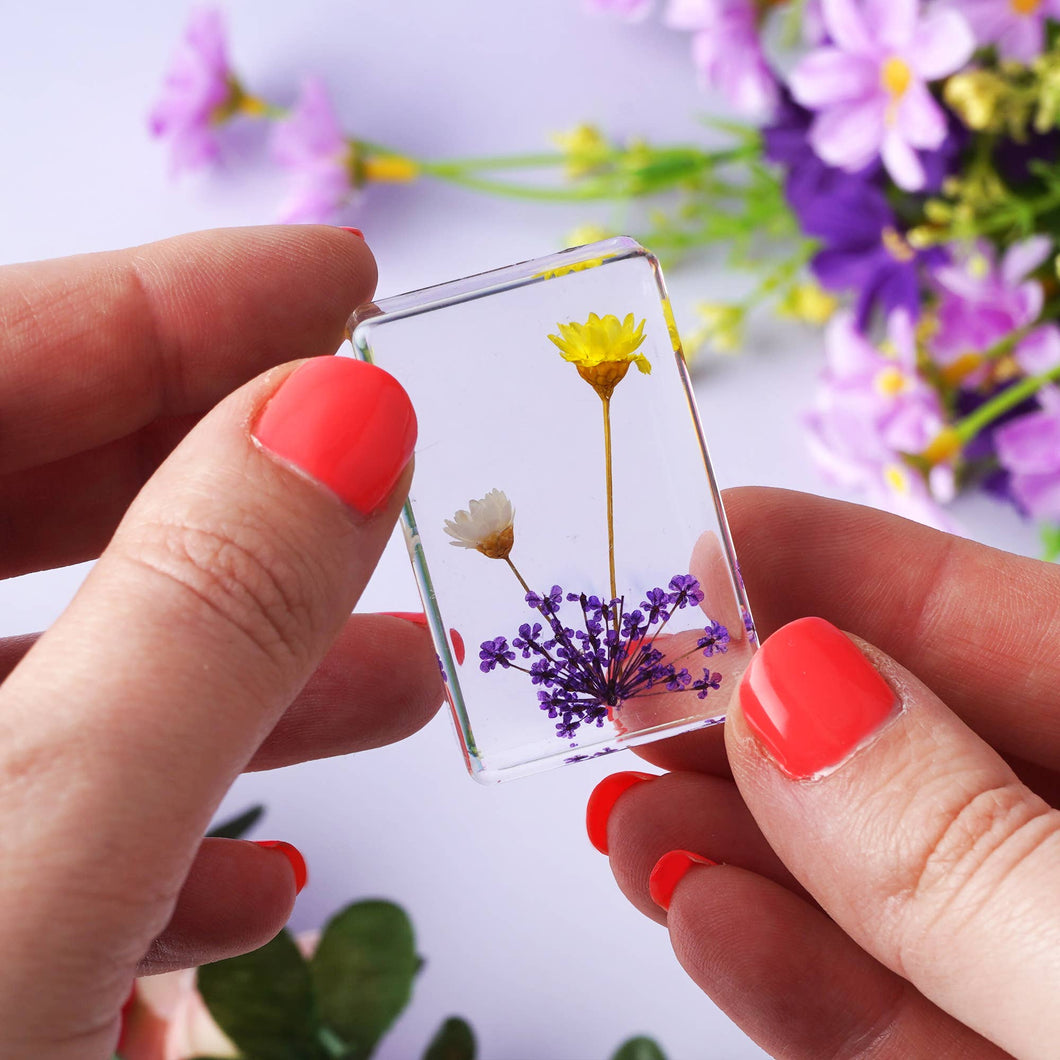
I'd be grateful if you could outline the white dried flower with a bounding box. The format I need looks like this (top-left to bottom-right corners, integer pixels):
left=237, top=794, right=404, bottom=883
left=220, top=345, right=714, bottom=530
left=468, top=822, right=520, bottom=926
left=443, top=489, right=515, bottom=559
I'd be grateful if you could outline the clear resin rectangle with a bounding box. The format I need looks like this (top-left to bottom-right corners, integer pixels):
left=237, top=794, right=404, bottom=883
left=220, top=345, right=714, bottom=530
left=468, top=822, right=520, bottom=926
left=349, top=238, right=755, bottom=782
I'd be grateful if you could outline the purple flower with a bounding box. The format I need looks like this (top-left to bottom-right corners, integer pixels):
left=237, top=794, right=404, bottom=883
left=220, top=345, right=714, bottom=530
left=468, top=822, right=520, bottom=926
left=930, top=237, right=1060, bottom=381
left=149, top=7, right=235, bottom=174
left=697, top=619, right=730, bottom=656
left=959, top=0, right=1060, bottom=62
left=587, top=0, right=654, bottom=19
left=805, top=310, right=959, bottom=530
left=271, top=77, right=354, bottom=224
left=478, top=637, right=515, bottom=673
left=789, top=0, right=974, bottom=190
left=764, top=93, right=949, bottom=329
left=479, top=577, right=727, bottom=742
left=995, top=388, right=1060, bottom=519
left=664, top=0, right=778, bottom=117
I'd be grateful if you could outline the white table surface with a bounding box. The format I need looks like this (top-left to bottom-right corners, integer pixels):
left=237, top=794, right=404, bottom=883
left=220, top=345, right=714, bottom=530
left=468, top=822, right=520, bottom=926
left=0, top=3, right=1042, bottom=1058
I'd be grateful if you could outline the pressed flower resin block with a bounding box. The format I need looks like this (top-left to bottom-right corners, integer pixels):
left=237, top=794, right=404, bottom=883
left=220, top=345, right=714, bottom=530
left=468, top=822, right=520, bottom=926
left=349, top=238, right=755, bottom=782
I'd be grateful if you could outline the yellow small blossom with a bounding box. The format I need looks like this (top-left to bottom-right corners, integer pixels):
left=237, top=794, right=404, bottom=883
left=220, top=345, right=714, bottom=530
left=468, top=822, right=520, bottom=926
left=777, top=284, right=838, bottom=326
left=944, top=69, right=1011, bottom=132
left=537, top=256, right=607, bottom=280
left=549, top=312, right=650, bottom=398
left=566, top=223, right=612, bottom=248
left=552, top=124, right=610, bottom=178
left=691, top=302, right=744, bottom=355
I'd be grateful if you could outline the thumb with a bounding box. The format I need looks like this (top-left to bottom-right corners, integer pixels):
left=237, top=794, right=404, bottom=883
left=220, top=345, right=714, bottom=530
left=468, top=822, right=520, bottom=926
left=0, top=356, right=415, bottom=1056
left=726, top=617, right=1060, bottom=1060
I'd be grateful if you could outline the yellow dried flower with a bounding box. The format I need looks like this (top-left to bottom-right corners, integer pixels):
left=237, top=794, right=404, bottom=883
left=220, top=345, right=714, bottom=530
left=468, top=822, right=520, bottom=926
left=552, top=124, right=610, bottom=178
left=548, top=312, right=650, bottom=398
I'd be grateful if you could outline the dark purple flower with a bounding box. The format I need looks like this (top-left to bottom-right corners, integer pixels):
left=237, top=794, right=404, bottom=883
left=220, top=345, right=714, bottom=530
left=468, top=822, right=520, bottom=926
left=697, top=619, right=730, bottom=656
left=478, top=636, right=515, bottom=673
left=479, top=574, right=728, bottom=742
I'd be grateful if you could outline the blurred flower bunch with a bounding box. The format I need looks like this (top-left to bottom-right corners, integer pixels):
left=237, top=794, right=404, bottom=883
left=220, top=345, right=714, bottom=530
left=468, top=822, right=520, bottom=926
left=152, top=3, right=1060, bottom=544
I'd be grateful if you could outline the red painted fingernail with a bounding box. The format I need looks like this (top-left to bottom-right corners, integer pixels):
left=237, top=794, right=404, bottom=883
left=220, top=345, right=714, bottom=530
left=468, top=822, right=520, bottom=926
left=255, top=841, right=308, bottom=894
left=381, top=612, right=466, bottom=664
left=585, top=771, right=656, bottom=854
left=339, top=226, right=364, bottom=238
left=253, top=359, right=416, bottom=515
left=739, top=616, right=898, bottom=779
left=649, top=850, right=717, bottom=911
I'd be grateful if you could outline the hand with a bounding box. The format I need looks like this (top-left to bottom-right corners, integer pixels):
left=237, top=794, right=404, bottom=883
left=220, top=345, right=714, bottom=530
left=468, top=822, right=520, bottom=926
left=0, top=227, right=443, bottom=1058
left=591, top=488, right=1060, bottom=1060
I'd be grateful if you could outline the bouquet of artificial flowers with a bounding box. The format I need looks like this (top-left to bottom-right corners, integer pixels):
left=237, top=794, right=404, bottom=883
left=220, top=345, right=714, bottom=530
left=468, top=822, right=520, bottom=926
left=152, top=1, right=1060, bottom=548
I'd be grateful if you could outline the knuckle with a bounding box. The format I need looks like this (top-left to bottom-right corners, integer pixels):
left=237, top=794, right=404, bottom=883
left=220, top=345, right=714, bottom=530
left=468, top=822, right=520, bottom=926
left=892, top=779, right=1060, bottom=969
left=122, top=516, right=322, bottom=669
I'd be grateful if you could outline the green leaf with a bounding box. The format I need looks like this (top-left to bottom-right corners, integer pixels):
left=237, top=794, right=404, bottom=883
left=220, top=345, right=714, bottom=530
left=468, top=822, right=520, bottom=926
left=611, top=1036, right=668, bottom=1060
left=197, top=929, right=326, bottom=1060
left=310, top=900, right=420, bottom=1059
left=207, top=804, right=265, bottom=839
left=422, top=1016, right=476, bottom=1060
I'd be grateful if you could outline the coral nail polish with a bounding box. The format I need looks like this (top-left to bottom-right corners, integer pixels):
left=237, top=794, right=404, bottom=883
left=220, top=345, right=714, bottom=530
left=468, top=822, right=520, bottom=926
left=380, top=612, right=466, bottom=664
left=253, top=358, right=416, bottom=515
left=739, top=616, right=898, bottom=779
left=648, top=850, right=717, bottom=911
left=585, top=771, right=656, bottom=854
left=254, top=840, right=308, bottom=894
left=339, top=226, right=364, bottom=238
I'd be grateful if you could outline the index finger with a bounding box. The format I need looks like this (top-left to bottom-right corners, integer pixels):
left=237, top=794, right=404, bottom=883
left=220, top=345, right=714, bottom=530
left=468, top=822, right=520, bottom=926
left=0, top=225, right=374, bottom=475
left=641, top=487, right=1060, bottom=775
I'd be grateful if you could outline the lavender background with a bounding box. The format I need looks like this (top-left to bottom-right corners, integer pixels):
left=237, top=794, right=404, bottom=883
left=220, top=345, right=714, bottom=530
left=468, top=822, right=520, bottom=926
left=0, top=2, right=1041, bottom=1058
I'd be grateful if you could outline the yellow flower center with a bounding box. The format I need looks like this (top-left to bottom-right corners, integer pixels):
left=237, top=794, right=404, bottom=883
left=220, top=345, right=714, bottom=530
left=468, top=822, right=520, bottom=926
left=476, top=525, right=514, bottom=560
left=361, top=156, right=419, bottom=183
left=881, top=57, right=913, bottom=99
left=874, top=366, right=910, bottom=397
left=883, top=463, right=910, bottom=495
left=881, top=227, right=916, bottom=263
left=1011, top=0, right=1041, bottom=14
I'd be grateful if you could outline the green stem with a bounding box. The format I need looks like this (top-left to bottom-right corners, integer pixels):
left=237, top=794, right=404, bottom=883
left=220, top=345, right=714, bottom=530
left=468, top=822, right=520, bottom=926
left=416, top=168, right=626, bottom=201
left=504, top=556, right=532, bottom=596
left=954, top=361, right=1060, bottom=443
left=416, top=151, right=567, bottom=172
left=318, top=1025, right=348, bottom=1057
left=601, top=395, right=617, bottom=603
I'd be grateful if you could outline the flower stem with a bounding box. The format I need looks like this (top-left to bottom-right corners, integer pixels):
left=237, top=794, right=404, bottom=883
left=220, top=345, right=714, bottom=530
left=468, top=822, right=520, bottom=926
left=601, top=395, right=617, bottom=603
left=954, top=360, right=1060, bottom=442
left=505, top=557, right=532, bottom=596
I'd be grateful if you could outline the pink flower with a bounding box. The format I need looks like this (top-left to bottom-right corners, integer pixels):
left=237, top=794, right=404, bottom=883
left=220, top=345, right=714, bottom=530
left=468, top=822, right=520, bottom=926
left=271, top=78, right=354, bottom=224
left=587, top=0, right=654, bottom=19
left=118, top=968, right=238, bottom=1060
left=149, top=7, right=234, bottom=174
left=789, top=0, right=974, bottom=190
left=664, top=0, right=778, bottom=116
left=931, top=237, right=1060, bottom=379
left=995, top=387, right=1060, bottom=519
left=957, top=0, right=1060, bottom=62
left=806, top=310, right=959, bottom=529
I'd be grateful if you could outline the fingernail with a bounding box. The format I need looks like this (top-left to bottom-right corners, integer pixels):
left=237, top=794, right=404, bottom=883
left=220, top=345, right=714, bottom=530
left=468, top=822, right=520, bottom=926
left=254, top=840, right=308, bottom=894
left=253, top=359, right=416, bottom=515
left=739, top=616, right=898, bottom=779
left=585, top=771, right=656, bottom=854
left=339, top=226, right=364, bottom=239
left=380, top=612, right=466, bottom=665
left=649, top=850, right=717, bottom=911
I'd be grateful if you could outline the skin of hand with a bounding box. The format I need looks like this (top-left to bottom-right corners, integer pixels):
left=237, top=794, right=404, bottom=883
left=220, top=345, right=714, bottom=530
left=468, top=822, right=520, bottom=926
left=0, top=226, right=444, bottom=1059
left=592, top=487, right=1060, bottom=1060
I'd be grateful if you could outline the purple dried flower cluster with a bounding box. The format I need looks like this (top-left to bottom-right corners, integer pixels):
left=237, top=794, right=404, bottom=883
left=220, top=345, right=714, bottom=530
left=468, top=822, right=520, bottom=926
left=479, top=575, right=727, bottom=742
